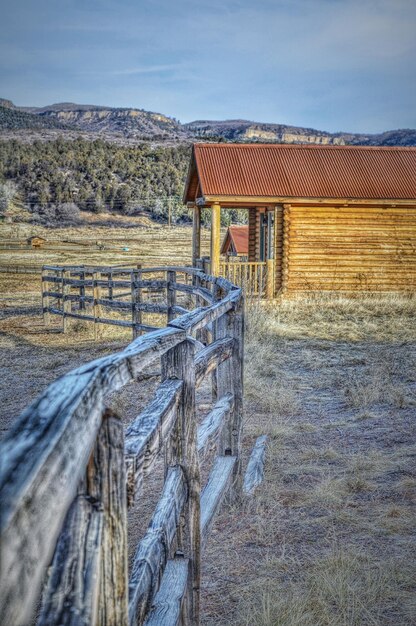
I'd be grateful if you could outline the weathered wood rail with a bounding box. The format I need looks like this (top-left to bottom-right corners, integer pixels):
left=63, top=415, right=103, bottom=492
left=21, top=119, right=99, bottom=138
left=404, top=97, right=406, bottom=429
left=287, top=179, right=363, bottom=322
left=0, top=265, right=244, bottom=626
left=41, top=264, right=222, bottom=338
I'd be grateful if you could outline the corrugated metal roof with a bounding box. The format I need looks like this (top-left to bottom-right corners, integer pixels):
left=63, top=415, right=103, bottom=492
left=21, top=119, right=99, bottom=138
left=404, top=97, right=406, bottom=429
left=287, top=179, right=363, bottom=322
left=185, top=143, right=416, bottom=201
left=221, top=225, right=248, bottom=255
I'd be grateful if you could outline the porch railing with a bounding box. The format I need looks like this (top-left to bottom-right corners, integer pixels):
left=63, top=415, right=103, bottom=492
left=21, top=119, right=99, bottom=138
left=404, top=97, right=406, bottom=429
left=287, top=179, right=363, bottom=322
left=198, top=259, right=274, bottom=298
left=220, top=261, right=267, bottom=297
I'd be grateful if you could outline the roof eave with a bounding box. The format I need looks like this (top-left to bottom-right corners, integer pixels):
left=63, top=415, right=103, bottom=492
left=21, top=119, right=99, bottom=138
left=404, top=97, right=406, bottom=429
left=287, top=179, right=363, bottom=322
left=198, top=195, right=416, bottom=207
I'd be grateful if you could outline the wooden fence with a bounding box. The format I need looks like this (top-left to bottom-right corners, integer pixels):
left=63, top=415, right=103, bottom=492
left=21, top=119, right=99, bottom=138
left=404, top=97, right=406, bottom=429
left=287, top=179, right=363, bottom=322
left=41, top=264, right=214, bottom=338
left=0, top=265, right=244, bottom=626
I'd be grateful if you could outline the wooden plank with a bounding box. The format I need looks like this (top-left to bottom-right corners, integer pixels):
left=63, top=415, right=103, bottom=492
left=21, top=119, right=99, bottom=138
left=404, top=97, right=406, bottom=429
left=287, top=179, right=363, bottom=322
left=243, top=435, right=268, bottom=496
left=38, top=496, right=103, bottom=626
left=170, top=281, right=213, bottom=303
left=46, top=308, right=161, bottom=331
left=42, top=276, right=166, bottom=290
left=124, top=379, right=183, bottom=505
left=93, top=271, right=102, bottom=340
left=167, top=270, right=176, bottom=323
left=169, top=289, right=240, bottom=333
left=63, top=270, right=71, bottom=333
left=0, top=327, right=185, bottom=626
left=173, top=305, right=189, bottom=316
left=194, top=337, right=234, bottom=388
left=214, top=298, right=244, bottom=488
left=197, top=393, right=233, bottom=455
left=144, top=559, right=189, bottom=626
left=200, top=455, right=236, bottom=544
left=42, top=268, right=51, bottom=326
left=86, top=411, right=128, bottom=625
left=161, top=338, right=201, bottom=625
left=128, top=467, right=187, bottom=626
left=132, top=269, right=140, bottom=340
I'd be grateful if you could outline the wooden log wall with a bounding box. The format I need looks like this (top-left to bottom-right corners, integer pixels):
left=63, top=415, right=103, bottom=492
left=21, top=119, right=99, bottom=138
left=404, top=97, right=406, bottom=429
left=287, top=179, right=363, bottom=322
left=0, top=265, right=244, bottom=626
left=274, top=205, right=284, bottom=294
left=284, top=205, right=416, bottom=292
left=248, top=208, right=257, bottom=262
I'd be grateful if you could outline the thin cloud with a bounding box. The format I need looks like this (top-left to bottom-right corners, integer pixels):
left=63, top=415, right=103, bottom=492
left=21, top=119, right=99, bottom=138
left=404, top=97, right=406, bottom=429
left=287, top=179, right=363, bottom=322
left=110, top=64, right=183, bottom=76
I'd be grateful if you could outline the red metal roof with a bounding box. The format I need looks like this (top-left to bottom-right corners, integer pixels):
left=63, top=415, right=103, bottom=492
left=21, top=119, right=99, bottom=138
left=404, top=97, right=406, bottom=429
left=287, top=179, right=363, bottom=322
left=185, top=143, right=416, bottom=201
left=221, top=225, right=248, bottom=255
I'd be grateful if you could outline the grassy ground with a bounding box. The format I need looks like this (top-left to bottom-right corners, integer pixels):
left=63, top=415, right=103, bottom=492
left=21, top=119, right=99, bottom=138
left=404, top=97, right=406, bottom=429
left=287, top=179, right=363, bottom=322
left=0, top=212, right=211, bottom=269
left=202, top=295, right=416, bottom=626
left=1, top=245, right=415, bottom=624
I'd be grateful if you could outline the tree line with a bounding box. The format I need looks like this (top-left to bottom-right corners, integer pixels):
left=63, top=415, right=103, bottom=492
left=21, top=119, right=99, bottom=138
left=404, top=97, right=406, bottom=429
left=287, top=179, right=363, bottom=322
left=0, top=137, right=247, bottom=227
left=0, top=137, right=190, bottom=224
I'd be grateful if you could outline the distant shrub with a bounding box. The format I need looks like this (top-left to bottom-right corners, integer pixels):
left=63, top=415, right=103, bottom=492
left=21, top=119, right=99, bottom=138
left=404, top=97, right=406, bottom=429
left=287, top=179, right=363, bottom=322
left=30, top=202, right=81, bottom=226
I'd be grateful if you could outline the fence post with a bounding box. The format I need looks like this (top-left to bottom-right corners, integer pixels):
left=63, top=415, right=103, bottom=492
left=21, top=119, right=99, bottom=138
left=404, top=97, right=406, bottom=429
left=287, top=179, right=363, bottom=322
left=41, top=268, right=50, bottom=327
left=131, top=269, right=140, bottom=340
left=93, top=271, right=102, bottom=340
left=108, top=270, right=113, bottom=302
left=161, top=339, right=201, bottom=625
left=167, top=269, right=176, bottom=323
left=86, top=409, right=128, bottom=625
left=214, top=293, right=244, bottom=489
left=62, top=270, right=71, bottom=334
left=79, top=269, right=86, bottom=311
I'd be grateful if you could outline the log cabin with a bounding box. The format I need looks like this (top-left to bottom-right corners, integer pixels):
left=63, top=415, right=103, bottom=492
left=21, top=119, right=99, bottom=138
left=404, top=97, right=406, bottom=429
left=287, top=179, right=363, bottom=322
left=184, top=143, right=416, bottom=296
left=221, top=225, right=249, bottom=259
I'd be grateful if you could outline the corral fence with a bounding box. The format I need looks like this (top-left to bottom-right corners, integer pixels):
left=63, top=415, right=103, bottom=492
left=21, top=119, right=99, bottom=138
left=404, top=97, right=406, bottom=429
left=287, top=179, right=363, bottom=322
left=41, top=264, right=230, bottom=338
left=0, top=265, right=245, bottom=626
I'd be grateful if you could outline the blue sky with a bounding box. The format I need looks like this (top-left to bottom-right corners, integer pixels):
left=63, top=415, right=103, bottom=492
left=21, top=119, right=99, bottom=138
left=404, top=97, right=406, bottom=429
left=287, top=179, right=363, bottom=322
left=1, top=0, right=415, bottom=133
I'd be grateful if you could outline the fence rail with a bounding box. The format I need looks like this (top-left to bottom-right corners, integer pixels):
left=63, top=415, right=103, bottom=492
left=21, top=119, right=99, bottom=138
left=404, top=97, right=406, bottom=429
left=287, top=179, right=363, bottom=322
left=0, top=265, right=244, bottom=626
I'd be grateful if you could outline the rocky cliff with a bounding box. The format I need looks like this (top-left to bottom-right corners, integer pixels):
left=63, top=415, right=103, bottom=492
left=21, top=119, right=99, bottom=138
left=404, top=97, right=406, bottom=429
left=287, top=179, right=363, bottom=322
left=1, top=99, right=415, bottom=146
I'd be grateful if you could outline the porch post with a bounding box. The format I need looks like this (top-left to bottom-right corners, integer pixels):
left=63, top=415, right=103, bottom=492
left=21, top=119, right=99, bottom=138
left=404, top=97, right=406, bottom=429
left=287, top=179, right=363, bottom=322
left=192, top=205, right=201, bottom=267
left=210, top=202, right=221, bottom=276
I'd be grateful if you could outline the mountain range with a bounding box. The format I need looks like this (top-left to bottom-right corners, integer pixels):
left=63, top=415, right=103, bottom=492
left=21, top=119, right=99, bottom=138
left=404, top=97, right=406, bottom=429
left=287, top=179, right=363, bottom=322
left=1, top=98, right=415, bottom=146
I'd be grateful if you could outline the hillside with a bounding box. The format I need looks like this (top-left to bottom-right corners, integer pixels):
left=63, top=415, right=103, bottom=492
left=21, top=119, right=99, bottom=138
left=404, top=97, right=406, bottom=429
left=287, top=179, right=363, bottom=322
left=0, top=138, right=191, bottom=222
left=0, top=103, right=69, bottom=131
left=1, top=98, right=415, bottom=146
left=184, top=119, right=416, bottom=146
left=27, top=102, right=187, bottom=140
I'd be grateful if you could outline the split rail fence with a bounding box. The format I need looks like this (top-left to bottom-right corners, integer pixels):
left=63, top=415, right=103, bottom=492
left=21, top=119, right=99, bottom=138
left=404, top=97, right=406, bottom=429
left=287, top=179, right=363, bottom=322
left=0, top=265, right=244, bottom=626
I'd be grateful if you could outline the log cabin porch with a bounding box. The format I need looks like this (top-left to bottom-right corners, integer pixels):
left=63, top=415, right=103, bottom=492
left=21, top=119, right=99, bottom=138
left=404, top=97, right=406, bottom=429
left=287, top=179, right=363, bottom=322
left=191, top=203, right=280, bottom=299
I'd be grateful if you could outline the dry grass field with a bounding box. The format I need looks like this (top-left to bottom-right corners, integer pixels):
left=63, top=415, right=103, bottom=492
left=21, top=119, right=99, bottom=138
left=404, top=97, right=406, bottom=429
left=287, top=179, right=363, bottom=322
left=0, top=221, right=415, bottom=625
left=203, top=296, right=416, bottom=626
left=0, top=212, right=211, bottom=270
